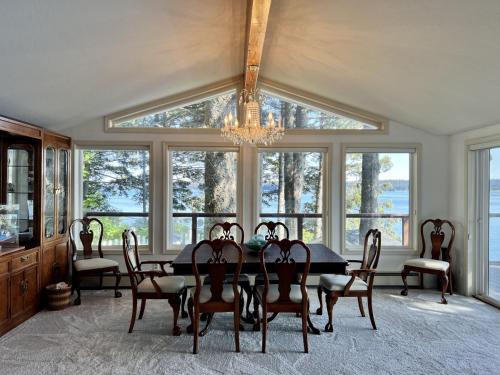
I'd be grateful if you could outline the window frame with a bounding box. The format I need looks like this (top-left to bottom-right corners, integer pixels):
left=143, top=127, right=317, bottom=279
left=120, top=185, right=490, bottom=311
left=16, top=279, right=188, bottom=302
left=341, top=143, right=420, bottom=254
left=104, top=77, right=388, bottom=135
left=105, top=78, right=241, bottom=132
left=254, top=144, right=331, bottom=246
left=72, top=141, right=154, bottom=254
left=163, top=142, right=243, bottom=253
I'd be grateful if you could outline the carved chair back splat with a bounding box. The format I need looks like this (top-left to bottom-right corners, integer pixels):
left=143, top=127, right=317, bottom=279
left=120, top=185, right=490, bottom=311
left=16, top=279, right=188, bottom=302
left=209, top=222, right=244, bottom=244
left=254, top=221, right=290, bottom=240
left=69, top=217, right=104, bottom=261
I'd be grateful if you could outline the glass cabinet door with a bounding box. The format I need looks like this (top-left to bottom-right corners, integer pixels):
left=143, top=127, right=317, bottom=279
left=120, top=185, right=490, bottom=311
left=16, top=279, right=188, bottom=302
left=6, top=145, right=34, bottom=244
left=44, top=147, right=56, bottom=239
left=57, top=149, right=68, bottom=235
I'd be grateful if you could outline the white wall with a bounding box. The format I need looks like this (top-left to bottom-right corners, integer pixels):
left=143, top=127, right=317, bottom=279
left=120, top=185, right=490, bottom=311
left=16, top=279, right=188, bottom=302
left=449, top=123, right=500, bottom=295
left=60, top=118, right=449, bottom=286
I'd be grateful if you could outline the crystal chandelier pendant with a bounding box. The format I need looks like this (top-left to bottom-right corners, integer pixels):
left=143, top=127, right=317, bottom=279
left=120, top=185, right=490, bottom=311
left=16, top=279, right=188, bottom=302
left=221, top=89, right=284, bottom=146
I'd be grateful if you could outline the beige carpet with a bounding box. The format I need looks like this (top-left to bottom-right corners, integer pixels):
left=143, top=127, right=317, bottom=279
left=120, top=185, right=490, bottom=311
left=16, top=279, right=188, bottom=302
left=0, top=289, right=499, bottom=375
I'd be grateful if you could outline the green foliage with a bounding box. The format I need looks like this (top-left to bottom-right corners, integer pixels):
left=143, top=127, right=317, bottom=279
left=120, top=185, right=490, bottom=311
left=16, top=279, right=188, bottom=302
left=82, top=149, right=149, bottom=244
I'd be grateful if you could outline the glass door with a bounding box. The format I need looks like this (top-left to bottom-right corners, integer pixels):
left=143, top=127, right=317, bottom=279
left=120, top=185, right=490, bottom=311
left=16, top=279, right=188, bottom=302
left=6, top=145, right=34, bottom=244
left=488, top=148, right=500, bottom=301
left=475, top=146, right=500, bottom=304
left=57, top=149, right=68, bottom=236
left=44, top=147, right=56, bottom=239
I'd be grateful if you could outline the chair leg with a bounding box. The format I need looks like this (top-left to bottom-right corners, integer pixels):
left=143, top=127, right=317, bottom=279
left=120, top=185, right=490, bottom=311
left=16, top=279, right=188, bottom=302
left=262, top=304, right=267, bottom=353
left=199, top=313, right=213, bottom=337
left=128, top=295, right=137, bottom=333
left=181, top=288, right=188, bottom=318
left=113, top=269, right=122, bottom=298
left=99, top=274, right=103, bottom=289
left=241, top=282, right=253, bottom=321
left=266, top=312, right=279, bottom=323
left=448, top=269, right=454, bottom=295
left=357, top=296, right=365, bottom=317
left=168, top=295, right=182, bottom=336
left=401, top=268, right=409, bottom=296
left=234, top=304, right=241, bottom=353
left=367, top=293, right=377, bottom=330
left=325, top=294, right=337, bottom=332
left=316, top=286, right=323, bottom=315
left=253, top=292, right=260, bottom=332
left=302, top=304, right=308, bottom=353
left=186, top=297, right=194, bottom=334
left=420, top=272, right=424, bottom=289
left=73, top=274, right=81, bottom=305
left=440, top=271, right=449, bottom=304
left=193, top=305, right=200, bottom=354
left=138, top=299, right=146, bottom=320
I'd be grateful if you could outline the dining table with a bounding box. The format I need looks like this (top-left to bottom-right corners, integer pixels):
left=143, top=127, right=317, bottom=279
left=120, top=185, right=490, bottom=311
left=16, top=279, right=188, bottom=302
left=171, top=242, right=348, bottom=334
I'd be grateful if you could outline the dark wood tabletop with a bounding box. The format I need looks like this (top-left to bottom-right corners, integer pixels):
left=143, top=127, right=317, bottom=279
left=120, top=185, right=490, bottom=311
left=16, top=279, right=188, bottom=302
left=171, top=243, right=348, bottom=275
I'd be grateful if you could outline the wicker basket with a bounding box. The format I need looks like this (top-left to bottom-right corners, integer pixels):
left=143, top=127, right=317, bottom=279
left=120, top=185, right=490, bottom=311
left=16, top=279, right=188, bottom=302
left=46, top=283, right=71, bottom=310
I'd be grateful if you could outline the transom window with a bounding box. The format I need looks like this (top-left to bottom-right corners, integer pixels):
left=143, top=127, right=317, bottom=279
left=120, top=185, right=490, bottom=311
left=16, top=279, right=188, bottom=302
left=260, top=91, right=378, bottom=130
left=113, top=90, right=237, bottom=129
left=258, top=148, right=326, bottom=243
left=168, top=148, right=239, bottom=248
left=344, top=147, right=417, bottom=250
left=106, top=82, right=385, bottom=132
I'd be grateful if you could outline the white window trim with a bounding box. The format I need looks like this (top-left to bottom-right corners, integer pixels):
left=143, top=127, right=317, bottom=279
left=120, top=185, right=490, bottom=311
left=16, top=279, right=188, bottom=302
left=466, top=136, right=500, bottom=305
left=341, top=143, right=420, bottom=255
left=72, top=141, right=154, bottom=254
left=259, top=77, right=388, bottom=134
left=254, top=144, right=332, bottom=247
left=163, top=142, right=243, bottom=254
left=105, top=78, right=241, bottom=132
left=104, top=76, right=387, bottom=135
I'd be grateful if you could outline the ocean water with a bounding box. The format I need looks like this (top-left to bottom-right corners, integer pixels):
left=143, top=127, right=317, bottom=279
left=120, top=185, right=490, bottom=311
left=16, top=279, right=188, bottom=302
left=108, top=190, right=500, bottom=261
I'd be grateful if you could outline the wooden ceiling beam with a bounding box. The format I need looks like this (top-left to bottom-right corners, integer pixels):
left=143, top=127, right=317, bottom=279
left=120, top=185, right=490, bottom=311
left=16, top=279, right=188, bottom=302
left=243, top=0, right=272, bottom=93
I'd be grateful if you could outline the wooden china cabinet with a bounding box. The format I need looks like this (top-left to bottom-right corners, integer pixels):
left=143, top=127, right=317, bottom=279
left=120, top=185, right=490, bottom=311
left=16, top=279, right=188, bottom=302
left=0, top=116, right=71, bottom=336
left=40, top=131, right=71, bottom=292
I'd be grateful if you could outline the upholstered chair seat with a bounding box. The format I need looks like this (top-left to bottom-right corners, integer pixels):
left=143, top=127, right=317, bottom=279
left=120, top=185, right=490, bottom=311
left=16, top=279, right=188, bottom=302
left=74, top=258, right=119, bottom=272
left=319, top=274, right=368, bottom=292
left=191, top=284, right=237, bottom=304
left=403, top=258, right=449, bottom=272
left=138, top=276, right=185, bottom=294
left=255, top=284, right=305, bottom=304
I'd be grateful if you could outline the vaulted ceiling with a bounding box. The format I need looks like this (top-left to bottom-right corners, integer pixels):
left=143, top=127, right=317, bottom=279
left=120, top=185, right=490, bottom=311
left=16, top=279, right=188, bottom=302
left=1, top=0, right=500, bottom=135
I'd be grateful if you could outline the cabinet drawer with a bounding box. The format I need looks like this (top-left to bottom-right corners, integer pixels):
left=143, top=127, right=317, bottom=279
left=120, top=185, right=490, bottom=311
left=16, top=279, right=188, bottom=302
left=11, top=251, right=38, bottom=272
left=0, top=261, right=8, bottom=276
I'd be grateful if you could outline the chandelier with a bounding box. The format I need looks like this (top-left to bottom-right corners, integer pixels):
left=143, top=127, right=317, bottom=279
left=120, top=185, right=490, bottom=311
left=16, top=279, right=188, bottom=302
left=221, top=89, right=284, bottom=146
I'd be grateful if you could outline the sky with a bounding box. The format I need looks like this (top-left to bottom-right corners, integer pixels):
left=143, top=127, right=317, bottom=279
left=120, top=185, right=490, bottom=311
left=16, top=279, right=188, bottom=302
left=379, top=153, right=410, bottom=180
left=491, top=148, right=500, bottom=179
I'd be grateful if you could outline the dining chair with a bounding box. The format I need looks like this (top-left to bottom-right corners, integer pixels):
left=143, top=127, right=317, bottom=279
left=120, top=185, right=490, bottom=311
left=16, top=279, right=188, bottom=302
left=187, top=238, right=243, bottom=354
left=401, top=219, right=455, bottom=304
left=206, top=222, right=253, bottom=321
left=317, top=229, right=381, bottom=332
left=69, top=217, right=121, bottom=305
left=253, top=221, right=290, bottom=322
left=253, top=239, right=311, bottom=353
left=122, top=230, right=187, bottom=336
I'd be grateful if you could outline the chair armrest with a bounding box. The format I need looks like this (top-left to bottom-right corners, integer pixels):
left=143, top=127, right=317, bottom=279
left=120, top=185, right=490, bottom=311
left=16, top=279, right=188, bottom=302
left=344, top=268, right=376, bottom=295
left=135, top=270, right=165, bottom=279
left=346, top=259, right=363, bottom=263
left=135, top=270, right=165, bottom=295
left=349, top=268, right=376, bottom=276
left=140, top=260, right=173, bottom=275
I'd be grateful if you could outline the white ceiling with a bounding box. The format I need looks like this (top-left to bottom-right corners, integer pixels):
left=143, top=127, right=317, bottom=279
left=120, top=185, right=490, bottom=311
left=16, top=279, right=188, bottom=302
left=1, top=0, right=500, bottom=135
